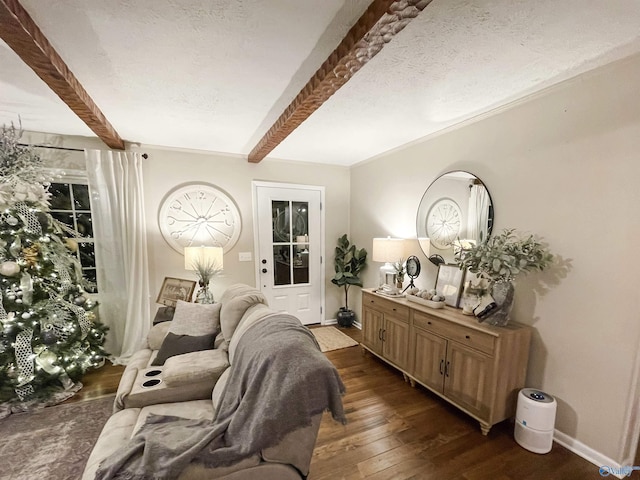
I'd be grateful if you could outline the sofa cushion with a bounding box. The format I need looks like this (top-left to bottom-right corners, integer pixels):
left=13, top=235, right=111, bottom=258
left=151, top=332, right=217, bottom=366
left=211, top=367, right=231, bottom=412
left=82, top=408, right=141, bottom=480
left=228, top=304, right=273, bottom=364
left=261, top=414, right=322, bottom=477
left=218, top=283, right=260, bottom=305
left=147, top=322, right=172, bottom=351
left=150, top=301, right=222, bottom=366
left=163, top=349, right=229, bottom=388
left=170, top=300, right=221, bottom=337
left=220, top=290, right=267, bottom=348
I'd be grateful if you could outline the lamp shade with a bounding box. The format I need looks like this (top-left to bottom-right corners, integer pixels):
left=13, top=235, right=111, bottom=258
left=184, top=246, right=223, bottom=271
left=372, top=237, right=405, bottom=263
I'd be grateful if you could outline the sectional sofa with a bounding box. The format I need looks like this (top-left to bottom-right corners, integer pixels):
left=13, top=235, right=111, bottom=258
left=83, top=284, right=345, bottom=480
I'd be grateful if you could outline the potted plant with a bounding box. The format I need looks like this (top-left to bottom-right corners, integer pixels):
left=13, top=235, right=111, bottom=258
left=331, top=234, right=367, bottom=327
left=455, top=228, right=553, bottom=326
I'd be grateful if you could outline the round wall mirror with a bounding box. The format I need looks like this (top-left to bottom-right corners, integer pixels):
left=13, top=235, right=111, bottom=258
left=416, top=171, right=494, bottom=265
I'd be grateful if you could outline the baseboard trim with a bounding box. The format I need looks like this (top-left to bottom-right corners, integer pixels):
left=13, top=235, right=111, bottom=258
left=554, top=430, right=626, bottom=479
left=321, top=319, right=363, bottom=329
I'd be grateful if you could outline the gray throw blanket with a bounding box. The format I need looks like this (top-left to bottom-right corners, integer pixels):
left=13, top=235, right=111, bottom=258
left=95, top=314, right=346, bottom=480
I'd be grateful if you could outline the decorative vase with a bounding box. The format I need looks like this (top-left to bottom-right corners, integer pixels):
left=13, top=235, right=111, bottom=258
left=195, top=287, right=215, bottom=304
left=337, top=307, right=355, bottom=328
left=484, top=281, right=515, bottom=326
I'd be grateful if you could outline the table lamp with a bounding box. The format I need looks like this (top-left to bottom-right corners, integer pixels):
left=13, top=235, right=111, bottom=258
left=372, top=237, right=404, bottom=295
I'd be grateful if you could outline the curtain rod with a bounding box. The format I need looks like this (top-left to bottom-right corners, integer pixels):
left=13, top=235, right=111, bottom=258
left=18, top=143, right=149, bottom=159
left=19, top=143, right=83, bottom=152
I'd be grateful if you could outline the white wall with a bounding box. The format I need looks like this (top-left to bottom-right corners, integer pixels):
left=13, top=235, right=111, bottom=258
left=139, top=147, right=350, bottom=321
left=350, top=53, right=640, bottom=464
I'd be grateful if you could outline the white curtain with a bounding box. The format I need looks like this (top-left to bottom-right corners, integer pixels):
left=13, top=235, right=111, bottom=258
left=467, top=184, right=491, bottom=243
left=85, top=150, right=150, bottom=364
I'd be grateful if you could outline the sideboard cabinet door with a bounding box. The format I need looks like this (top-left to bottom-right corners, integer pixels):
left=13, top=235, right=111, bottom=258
left=362, top=304, right=384, bottom=355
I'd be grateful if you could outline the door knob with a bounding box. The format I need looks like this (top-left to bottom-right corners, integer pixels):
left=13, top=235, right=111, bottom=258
left=261, top=268, right=267, bottom=273
left=261, top=259, right=267, bottom=264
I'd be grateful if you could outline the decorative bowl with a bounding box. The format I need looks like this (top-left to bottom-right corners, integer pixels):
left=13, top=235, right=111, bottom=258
left=406, top=295, right=445, bottom=309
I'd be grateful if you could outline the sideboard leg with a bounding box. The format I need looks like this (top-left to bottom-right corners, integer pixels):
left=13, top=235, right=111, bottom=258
left=480, top=423, right=491, bottom=436
left=402, top=373, right=408, bottom=382
left=409, top=378, right=416, bottom=388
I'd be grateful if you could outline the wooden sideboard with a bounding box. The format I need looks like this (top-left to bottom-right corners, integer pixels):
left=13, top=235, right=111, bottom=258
left=361, top=288, right=531, bottom=435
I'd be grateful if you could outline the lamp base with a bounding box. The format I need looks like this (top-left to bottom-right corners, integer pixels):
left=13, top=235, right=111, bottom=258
left=379, top=262, right=399, bottom=295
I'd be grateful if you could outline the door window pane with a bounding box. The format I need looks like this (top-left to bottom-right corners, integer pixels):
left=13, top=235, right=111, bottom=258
left=272, top=201, right=290, bottom=242
left=292, top=202, right=308, bottom=238
left=292, top=244, right=309, bottom=284
left=273, top=245, right=291, bottom=286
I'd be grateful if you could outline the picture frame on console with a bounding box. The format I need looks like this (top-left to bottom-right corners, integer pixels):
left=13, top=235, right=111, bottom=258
left=435, top=264, right=466, bottom=307
left=156, top=277, right=197, bottom=308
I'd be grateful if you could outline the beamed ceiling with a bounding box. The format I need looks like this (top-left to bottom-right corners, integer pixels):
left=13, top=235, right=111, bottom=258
left=1, top=0, right=640, bottom=166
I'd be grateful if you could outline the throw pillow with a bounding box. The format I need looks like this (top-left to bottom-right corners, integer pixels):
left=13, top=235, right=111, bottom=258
left=169, top=300, right=221, bottom=336
left=150, top=300, right=222, bottom=366
left=151, top=332, right=216, bottom=366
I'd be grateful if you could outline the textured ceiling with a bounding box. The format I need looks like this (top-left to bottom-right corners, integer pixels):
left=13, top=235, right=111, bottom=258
left=2, top=0, right=640, bottom=166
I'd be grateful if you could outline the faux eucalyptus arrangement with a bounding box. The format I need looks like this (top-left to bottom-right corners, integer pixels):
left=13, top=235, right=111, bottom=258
left=456, top=228, right=553, bottom=285
left=456, top=229, right=553, bottom=326
left=189, top=257, right=223, bottom=304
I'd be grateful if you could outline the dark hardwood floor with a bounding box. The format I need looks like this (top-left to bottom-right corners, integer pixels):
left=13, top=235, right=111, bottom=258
left=69, top=326, right=602, bottom=479
left=63, top=362, right=124, bottom=404
left=309, top=326, right=601, bottom=480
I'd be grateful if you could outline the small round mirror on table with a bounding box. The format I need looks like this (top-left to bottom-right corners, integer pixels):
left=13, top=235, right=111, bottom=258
left=416, top=171, right=494, bottom=265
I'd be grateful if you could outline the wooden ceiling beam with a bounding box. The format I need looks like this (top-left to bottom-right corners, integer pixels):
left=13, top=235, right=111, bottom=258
left=248, top=0, right=432, bottom=163
left=0, top=0, right=125, bottom=149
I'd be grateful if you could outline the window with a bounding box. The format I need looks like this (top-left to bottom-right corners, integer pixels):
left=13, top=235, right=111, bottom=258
left=48, top=182, right=98, bottom=291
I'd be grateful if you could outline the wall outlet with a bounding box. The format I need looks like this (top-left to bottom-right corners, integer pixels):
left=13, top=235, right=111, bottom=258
left=238, top=252, right=252, bottom=262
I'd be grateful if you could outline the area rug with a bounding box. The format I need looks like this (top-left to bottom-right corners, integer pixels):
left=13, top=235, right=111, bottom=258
left=311, top=326, right=359, bottom=353
left=0, top=395, right=114, bottom=480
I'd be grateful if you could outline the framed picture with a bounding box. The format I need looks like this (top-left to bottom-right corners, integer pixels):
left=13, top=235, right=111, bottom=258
left=435, top=264, right=466, bottom=307
left=156, top=277, right=197, bottom=308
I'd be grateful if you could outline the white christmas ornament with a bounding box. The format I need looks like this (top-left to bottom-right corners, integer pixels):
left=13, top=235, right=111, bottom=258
left=0, top=261, right=20, bottom=276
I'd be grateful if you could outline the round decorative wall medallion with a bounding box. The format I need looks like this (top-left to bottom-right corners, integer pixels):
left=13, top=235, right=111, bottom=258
left=158, top=183, right=241, bottom=254
left=426, top=198, right=462, bottom=249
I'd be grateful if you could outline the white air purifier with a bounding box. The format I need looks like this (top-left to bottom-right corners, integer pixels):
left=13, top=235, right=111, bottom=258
left=514, top=388, right=557, bottom=454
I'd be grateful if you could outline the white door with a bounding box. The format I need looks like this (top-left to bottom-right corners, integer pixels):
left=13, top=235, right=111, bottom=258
left=253, top=182, right=324, bottom=325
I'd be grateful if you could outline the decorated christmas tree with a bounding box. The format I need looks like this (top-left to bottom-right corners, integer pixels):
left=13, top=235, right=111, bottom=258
left=0, top=124, right=108, bottom=405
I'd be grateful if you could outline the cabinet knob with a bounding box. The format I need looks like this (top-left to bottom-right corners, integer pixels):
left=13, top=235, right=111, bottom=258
left=465, top=335, right=470, bottom=339
left=392, top=308, right=396, bottom=311
left=427, top=321, right=432, bottom=325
